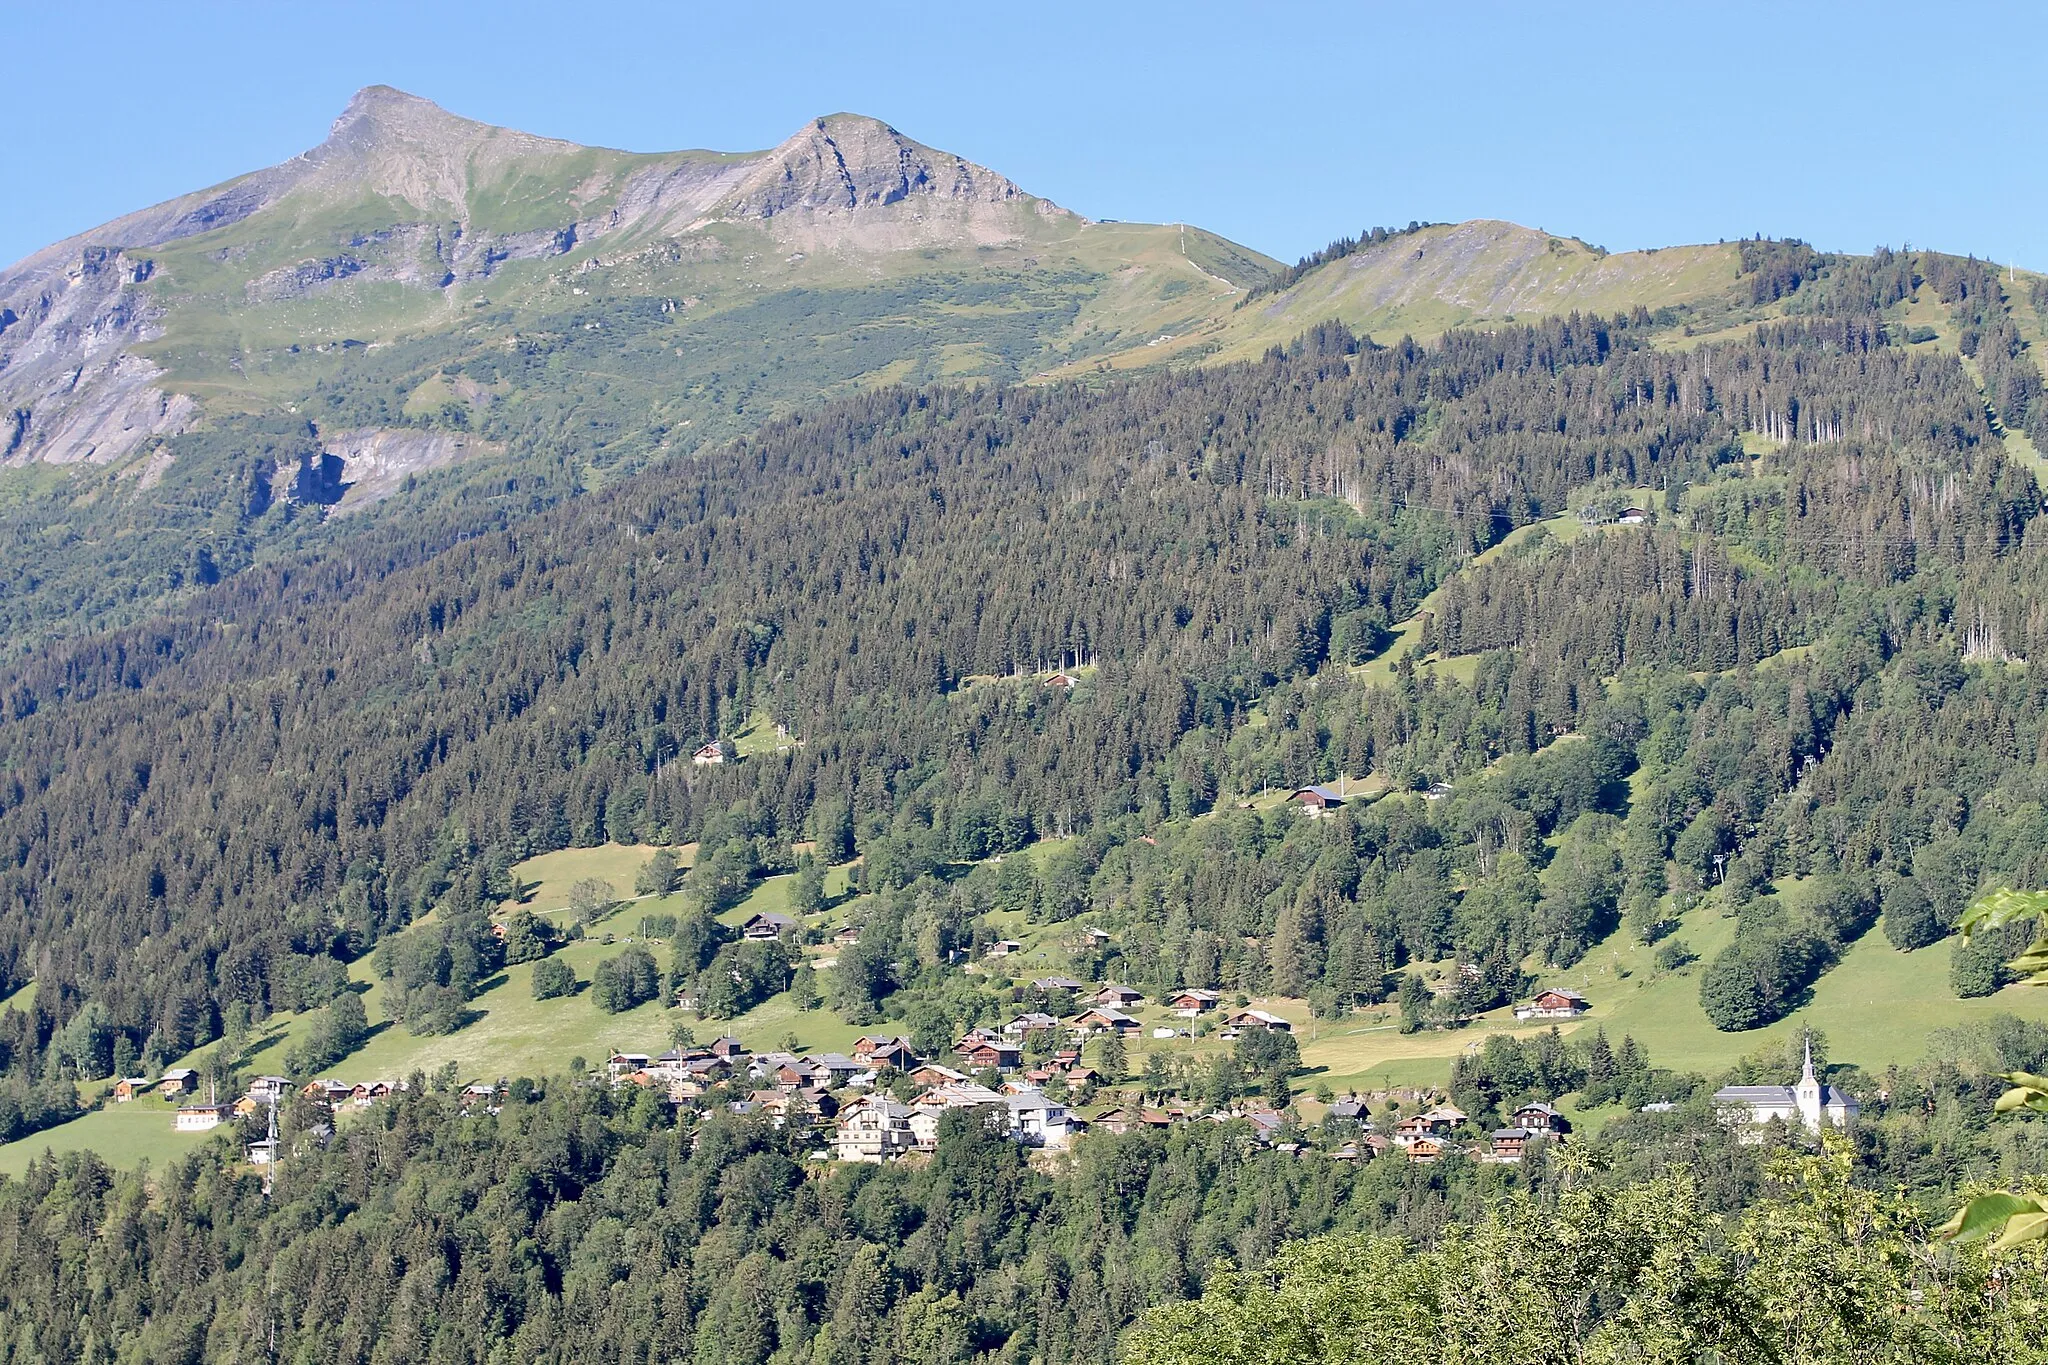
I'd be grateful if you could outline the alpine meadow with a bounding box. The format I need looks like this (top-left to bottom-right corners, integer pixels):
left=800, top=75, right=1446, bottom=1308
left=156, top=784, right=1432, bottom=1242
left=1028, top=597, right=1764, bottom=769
left=4, top=64, right=2048, bottom=1365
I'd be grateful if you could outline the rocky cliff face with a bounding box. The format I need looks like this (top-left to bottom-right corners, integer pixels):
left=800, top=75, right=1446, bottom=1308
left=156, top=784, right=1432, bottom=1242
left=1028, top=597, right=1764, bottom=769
left=0, top=245, right=195, bottom=467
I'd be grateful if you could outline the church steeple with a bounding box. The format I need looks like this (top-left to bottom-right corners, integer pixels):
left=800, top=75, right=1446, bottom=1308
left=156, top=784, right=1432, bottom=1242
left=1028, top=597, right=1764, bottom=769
left=1795, top=1031, right=1823, bottom=1133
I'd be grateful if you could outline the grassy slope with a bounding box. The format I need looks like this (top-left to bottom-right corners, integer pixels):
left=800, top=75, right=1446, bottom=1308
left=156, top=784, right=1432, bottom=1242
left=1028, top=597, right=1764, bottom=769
left=1047, top=223, right=1745, bottom=377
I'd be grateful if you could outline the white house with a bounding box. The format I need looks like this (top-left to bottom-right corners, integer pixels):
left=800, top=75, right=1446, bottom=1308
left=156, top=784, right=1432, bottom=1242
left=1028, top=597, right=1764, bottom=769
left=1004, top=1090, right=1074, bottom=1149
left=1713, top=1038, right=1858, bottom=1138
left=834, top=1096, right=917, bottom=1162
left=173, top=1102, right=233, bottom=1132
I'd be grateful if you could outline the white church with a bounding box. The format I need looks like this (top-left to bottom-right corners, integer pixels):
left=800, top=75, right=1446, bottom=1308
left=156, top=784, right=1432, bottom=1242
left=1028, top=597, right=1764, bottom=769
left=1712, top=1036, right=1858, bottom=1137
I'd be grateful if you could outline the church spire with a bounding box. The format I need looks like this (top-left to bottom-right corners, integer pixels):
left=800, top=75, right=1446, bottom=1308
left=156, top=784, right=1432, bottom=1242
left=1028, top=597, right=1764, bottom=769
left=1801, top=1032, right=1816, bottom=1084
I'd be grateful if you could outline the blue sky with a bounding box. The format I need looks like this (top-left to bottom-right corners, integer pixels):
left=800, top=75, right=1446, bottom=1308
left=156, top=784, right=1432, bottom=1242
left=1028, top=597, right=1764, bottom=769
left=4, top=1, right=2043, bottom=270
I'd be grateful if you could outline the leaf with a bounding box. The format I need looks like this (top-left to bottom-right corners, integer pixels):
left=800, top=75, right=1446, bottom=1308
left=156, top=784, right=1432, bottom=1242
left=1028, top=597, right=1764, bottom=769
left=1937, top=1192, right=2046, bottom=1243
left=1993, top=1211, right=2048, bottom=1252
left=1959, top=888, right=2048, bottom=941
left=1995, top=1085, right=2048, bottom=1115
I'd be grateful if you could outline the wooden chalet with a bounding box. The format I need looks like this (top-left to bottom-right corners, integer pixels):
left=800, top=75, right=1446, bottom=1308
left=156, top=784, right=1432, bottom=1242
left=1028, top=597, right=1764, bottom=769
left=112, top=1077, right=151, bottom=1102
left=958, top=1039, right=1022, bottom=1072
left=1514, top=988, right=1590, bottom=1021
left=1071, top=1005, right=1140, bottom=1034
left=742, top=911, right=801, bottom=941
left=1510, top=1101, right=1569, bottom=1134
left=173, top=1102, right=233, bottom=1133
left=1165, top=988, right=1222, bottom=1016
left=1290, top=784, right=1348, bottom=815
left=1489, top=1127, right=1539, bottom=1161
left=1224, top=1007, right=1291, bottom=1032
left=1405, top=1134, right=1449, bottom=1164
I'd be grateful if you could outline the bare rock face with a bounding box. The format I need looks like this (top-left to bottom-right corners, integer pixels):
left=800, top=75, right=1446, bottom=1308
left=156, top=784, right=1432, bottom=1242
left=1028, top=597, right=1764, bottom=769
left=0, top=246, right=195, bottom=467
left=318, top=427, right=503, bottom=510
left=725, top=114, right=1034, bottom=218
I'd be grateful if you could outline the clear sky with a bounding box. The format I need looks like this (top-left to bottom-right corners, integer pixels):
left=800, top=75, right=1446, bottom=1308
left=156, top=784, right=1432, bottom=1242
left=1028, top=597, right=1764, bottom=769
left=4, top=0, right=2044, bottom=271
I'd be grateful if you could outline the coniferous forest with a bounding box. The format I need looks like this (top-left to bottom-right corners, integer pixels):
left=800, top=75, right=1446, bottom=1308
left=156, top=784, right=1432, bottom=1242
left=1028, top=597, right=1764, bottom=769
left=7, top=238, right=2048, bottom=1360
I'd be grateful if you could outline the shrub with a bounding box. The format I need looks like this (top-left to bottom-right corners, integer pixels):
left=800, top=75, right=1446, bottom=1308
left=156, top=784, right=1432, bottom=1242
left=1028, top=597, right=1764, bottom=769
left=1652, top=938, right=1696, bottom=971
left=1880, top=877, right=1943, bottom=952
left=591, top=946, right=661, bottom=1013
left=531, top=957, right=576, bottom=1001
left=1951, top=919, right=2031, bottom=998
left=1700, top=928, right=1828, bottom=1031
left=285, top=991, right=369, bottom=1075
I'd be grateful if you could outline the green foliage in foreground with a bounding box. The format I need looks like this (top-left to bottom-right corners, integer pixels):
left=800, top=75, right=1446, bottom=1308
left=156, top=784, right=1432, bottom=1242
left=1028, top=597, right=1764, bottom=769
left=0, top=1076, right=1425, bottom=1365
left=1128, top=1146, right=2040, bottom=1365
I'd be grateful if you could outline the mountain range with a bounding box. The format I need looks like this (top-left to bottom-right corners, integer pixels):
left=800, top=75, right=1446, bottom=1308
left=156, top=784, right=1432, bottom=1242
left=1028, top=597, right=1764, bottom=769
left=0, top=87, right=1814, bottom=645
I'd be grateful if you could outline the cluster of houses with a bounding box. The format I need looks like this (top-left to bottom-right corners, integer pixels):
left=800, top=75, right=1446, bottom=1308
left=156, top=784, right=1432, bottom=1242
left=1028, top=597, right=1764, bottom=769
left=112, top=1066, right=420, bottom=1136
left=1321, top=1097, right=1573, bottom=1164
left=600, top=986, right=1303, bottom=1165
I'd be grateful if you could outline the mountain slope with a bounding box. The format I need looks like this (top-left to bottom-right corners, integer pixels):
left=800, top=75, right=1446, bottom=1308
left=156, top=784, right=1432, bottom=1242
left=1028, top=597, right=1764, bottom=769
left=6, top=88, right=2032, bottom=653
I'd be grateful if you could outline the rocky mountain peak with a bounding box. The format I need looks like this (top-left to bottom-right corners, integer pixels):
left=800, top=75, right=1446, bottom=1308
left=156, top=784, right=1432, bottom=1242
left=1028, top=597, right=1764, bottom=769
left=301, top=86, right=582, bottom=211
left=723, top=113, right=1063, bottom=221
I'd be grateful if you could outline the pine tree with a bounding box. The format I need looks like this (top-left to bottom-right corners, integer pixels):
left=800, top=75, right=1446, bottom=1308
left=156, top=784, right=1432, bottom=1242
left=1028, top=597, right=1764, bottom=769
left=1583, top=1028, right=1617, bottom=1104
left=1099, top=1030, right=1128, bottom=1085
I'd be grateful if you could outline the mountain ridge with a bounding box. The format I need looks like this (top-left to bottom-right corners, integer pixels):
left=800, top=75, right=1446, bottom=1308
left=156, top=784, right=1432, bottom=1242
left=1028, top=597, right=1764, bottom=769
left=5, top=85, right=1992, bottom=649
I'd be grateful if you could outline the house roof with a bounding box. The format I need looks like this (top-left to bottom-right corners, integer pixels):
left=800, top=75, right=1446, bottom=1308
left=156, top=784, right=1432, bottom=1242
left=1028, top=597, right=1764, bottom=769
left=1714, top=1085, right=1797, bottom=1103
left=1715, top=1083, right=1858, bottom=1108
left=745, top=911, right=799, bottom=930
left=1292, top=784, right=1347, bottom=803
left=1032, top=976, right=1084, bottom=991
left=918, top=1082, right=1006, bottom=1107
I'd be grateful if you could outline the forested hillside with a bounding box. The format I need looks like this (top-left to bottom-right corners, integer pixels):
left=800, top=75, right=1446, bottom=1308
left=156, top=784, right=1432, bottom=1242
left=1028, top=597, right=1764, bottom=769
left=5, top=243, right=2048, bottom=1107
